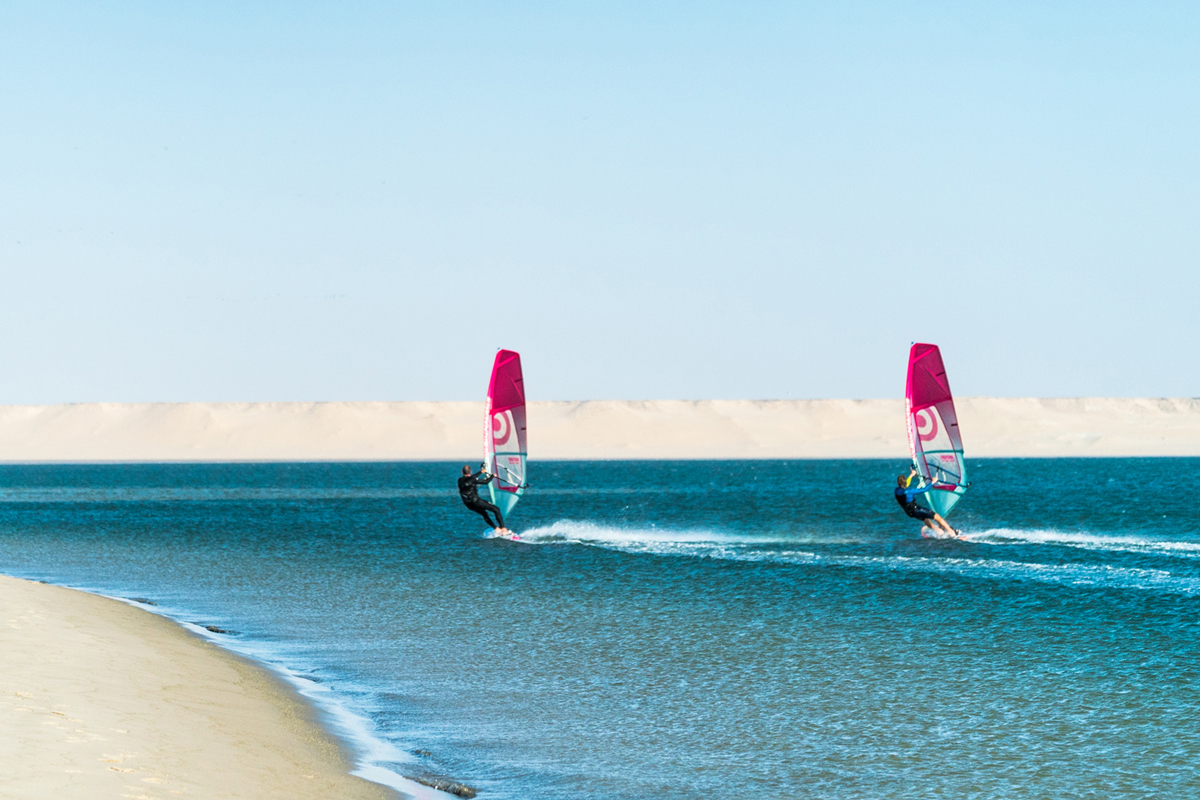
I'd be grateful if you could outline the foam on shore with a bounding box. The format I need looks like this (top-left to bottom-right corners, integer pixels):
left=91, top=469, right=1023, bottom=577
left=0, top=397, right=1197, bottom=461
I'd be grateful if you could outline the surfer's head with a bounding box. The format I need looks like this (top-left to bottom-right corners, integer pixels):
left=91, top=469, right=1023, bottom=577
left=462, top=465, right=472, bottom=475
left=897, top=475, right=908, bottom=486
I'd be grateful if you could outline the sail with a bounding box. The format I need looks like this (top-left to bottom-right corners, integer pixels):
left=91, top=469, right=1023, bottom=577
left=483, top=349, right=527, bottom=517
left=905, top=343, right=968, bottom=517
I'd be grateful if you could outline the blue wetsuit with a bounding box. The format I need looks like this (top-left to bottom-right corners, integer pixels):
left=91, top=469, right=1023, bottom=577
left=895, top=479, right=937, bottom=521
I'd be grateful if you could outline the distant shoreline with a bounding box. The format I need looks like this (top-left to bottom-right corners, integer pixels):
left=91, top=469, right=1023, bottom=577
left=0, top=398, right=1197, bottom=461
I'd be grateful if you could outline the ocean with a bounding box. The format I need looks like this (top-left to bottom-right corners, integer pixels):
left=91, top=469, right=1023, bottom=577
left=1, top=458, right=1198, bottom=798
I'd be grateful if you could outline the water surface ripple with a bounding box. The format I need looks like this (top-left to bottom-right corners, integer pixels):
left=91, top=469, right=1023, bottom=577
left=1, top=459, right=1197, bottom=798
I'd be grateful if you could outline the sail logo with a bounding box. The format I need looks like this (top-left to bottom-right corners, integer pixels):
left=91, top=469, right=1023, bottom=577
left=915, top=409, right=940, bottom=442
left=492, top=411, right=513, bottom=446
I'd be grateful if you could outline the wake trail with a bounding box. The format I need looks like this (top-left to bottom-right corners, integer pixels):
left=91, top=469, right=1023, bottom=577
left=514, top=521, right=1200, bottom=596
left=511, top=520, right=810, bottom=559
left=966, top=528, right=1200, bottom=558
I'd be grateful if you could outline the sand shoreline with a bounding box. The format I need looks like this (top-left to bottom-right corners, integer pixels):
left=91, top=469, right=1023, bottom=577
left=0, top=575, right=458, bottom=800
left=0, top=398, right=1197, bottom=461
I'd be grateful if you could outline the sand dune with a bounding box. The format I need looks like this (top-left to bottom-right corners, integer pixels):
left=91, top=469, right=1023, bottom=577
left=0, top=398, right=1196, bottom=462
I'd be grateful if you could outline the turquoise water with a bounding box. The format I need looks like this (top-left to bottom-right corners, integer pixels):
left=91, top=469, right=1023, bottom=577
left=2, top=459, right=1198, bottom=798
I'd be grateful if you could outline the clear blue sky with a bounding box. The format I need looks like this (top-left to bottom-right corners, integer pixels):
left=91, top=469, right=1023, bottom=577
left=2, top=1, right=1197, bottom=402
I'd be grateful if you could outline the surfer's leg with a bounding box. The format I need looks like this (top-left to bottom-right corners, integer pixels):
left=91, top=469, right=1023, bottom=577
left=481, top=501, right=506, bottom=531
left=932, top=512, right=956, bottom=535
left=468, top=504, right=499, bottom=529
left=469, top=500, right=505, bottom=530
left=911, top=507, right=949, bottom=538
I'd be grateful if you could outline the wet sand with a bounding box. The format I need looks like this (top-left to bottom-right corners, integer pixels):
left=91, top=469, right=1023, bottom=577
left=0, top=574, right=399, bottom=800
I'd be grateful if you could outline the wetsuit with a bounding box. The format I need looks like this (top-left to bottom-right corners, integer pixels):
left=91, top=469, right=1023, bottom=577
left=894, top=477, right=937, bottom=522
left=458, top=470, right=506, bottom=530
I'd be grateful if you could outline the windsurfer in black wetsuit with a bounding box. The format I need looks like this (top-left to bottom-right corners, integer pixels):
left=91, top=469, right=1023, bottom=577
left=896, top=466, right=962, bottom=539
left=459, top=464, right=510, bottom=533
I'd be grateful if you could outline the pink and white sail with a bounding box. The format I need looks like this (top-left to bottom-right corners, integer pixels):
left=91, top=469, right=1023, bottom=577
left=905, top=343, right=968, bottom=517
left=483, top=349, right=528, bottom=517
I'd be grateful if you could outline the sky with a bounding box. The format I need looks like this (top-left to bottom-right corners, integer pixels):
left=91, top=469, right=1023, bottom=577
left=2, top=1, right=1198, bottom=403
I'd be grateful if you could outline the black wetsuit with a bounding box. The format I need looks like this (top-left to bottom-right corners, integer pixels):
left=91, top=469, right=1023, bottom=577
left=458, top=470, right=506, bottom=530
left=894, top=482, right=936, bottom=522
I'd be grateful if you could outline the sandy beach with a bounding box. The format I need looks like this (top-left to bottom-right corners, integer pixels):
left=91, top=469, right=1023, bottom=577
left=0, top=398, right=1196, bottom=462
left=0, top=574, right=399, bottom=800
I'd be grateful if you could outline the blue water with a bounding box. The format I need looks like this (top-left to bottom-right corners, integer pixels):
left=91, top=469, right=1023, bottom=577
left=2, top=459, right=1199, bottom=798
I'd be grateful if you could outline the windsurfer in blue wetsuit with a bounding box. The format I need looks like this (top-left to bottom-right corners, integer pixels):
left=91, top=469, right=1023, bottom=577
left=896, top=467, right=962, bottom=539
left=459, top=464, right=511, bottom=534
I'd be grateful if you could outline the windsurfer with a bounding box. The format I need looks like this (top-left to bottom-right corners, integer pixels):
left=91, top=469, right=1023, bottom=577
left=459, top=464, right=510, bottom=533
left=895, top=467, right=961, bottom=539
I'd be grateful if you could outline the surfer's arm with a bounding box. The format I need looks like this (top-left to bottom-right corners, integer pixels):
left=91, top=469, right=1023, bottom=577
left=904, top=484, right=937, bottom=501
left=472, top=471, right=494, bottom=485
left=906, top=468, right=950, bottom=495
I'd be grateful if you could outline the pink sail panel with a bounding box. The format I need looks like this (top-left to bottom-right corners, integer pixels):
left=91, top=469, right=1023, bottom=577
left=904, top=343, right=968, bottom=517
left=488, top=350, right=526, bottom=413
left=906, top=343, right=953, bottom=411
left=483, top=349, right=527, bottom=517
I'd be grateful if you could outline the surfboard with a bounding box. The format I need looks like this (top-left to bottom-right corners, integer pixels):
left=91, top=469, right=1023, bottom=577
left=483, top=349, right=528, bottom=525
left=905, top=343, right=968, bottom=518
